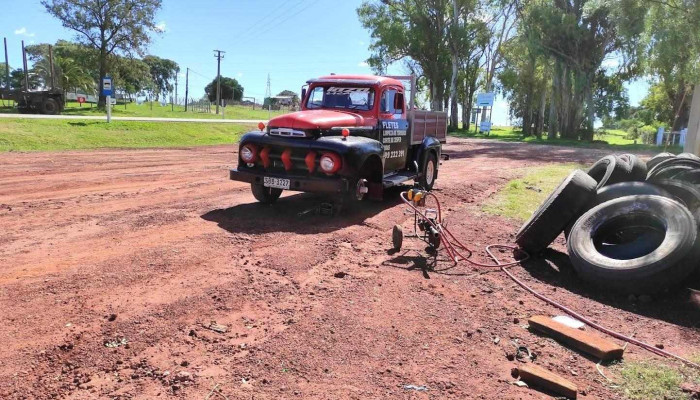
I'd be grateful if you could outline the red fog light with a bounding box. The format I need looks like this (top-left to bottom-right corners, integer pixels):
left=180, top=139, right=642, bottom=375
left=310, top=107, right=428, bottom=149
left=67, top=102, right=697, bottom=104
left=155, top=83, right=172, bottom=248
left=240, top=144, right=258, bottom=163
left=305, top=151, right=317, bottom=173
left=319, top=152, right=342, bottom=175
left=260, top=146, right=271, bottom=168
left=281, top=148, right=293, bottom=171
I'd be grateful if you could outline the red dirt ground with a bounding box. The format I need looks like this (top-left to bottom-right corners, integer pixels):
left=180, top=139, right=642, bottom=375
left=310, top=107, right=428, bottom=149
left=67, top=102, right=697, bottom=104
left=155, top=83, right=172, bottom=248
left=0, top=138, right=698, bottom=399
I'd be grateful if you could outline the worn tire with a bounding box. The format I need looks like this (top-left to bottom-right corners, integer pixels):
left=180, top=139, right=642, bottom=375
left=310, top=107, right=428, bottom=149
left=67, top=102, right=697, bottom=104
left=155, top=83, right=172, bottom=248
left=672, top=169, right=700, bottom=184
left=568, top=195, right=698, bottom=294
left=564, top=181, right=671, bottom=240
left=392, top=225, right=403, bottom=251
left=652, top=179, right=700, bottom=211
left=251, top=183, right=283, bottom=204
left=678, top=152, right=700, bottom=161
left=417, top=152, right=437, bottom=191
left=516, top=170, right=597, bottom=254
left=587, top=155, right=632, bottom=189
left=647, top=157, right=700, bottom=181
left=594, top=182, right=672, bottom=207
left=618, top=154, right=647, bottom=181
left=646, top=152, right=675, bottom=170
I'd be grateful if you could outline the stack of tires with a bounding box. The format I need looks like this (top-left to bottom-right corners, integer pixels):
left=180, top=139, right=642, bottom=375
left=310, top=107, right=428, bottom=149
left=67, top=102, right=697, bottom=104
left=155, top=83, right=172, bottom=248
left=515, top=152, right=700, bottom=294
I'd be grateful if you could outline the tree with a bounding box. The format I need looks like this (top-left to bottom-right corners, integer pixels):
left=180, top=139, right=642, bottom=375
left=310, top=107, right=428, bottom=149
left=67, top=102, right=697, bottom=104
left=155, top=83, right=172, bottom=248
left=358, top=0, right=452, bottom=111
left=26, top=41, right=96, bottom=95
left=205, top=76, right=243, bottom=103
left=112, top=57, right=151, bottom=100
left=143, top=55, right=179, bottom=101
left=0, top=63, right=10, bottom=89
left=42, top=0, right=162, bottom=107
left=277, top=90, right=300, bottom=108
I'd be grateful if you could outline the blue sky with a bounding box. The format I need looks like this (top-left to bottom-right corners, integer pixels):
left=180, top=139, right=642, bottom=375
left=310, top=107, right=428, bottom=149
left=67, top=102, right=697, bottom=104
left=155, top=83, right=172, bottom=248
left=2, top=0, right=649, bottom=125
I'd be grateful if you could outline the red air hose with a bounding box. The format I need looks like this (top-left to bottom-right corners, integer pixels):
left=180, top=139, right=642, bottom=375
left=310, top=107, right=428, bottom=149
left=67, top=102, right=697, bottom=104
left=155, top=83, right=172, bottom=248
left=399, top=191, right=700, bottom=369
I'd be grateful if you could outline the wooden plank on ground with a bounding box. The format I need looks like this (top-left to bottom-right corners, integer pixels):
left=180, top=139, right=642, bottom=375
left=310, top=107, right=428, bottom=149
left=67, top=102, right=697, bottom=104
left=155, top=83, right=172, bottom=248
left=529, top=315, right=624, bottom=361
left=517, top=364, right=578, bottom=399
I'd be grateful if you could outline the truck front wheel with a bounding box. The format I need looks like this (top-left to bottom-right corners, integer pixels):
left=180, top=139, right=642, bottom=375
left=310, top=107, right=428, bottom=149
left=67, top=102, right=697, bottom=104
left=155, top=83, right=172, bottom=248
left=41, top=98, right=60, bottom=115
left=418, top=152, right=437, bottom=191
left=251, top=184, right=282, bottom=204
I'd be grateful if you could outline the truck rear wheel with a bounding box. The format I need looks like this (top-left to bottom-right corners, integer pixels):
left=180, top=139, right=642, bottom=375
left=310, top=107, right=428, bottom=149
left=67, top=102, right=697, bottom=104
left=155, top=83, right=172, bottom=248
left=418, top=152, right=437, bottom=191
left=41, top=98, right=60, bottom=115
left=251, top=184, right=282, bottom=204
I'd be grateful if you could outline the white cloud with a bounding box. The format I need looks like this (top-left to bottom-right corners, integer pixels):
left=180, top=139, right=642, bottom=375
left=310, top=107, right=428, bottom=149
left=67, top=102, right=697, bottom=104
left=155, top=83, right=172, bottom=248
left=358, top=61, right=369, bottom=68
left=237, top=72, right=244, bottom=77
left=14, top=27, right=35, bottom=37
left=155, top=21, right=167, bottom=32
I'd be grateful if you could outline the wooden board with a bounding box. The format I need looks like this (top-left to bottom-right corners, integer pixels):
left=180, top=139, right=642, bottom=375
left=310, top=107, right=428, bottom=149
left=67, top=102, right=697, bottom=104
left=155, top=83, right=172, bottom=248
left=529, top=315, right=624, bottom=361
left=517, top=364, right=578, bottom=399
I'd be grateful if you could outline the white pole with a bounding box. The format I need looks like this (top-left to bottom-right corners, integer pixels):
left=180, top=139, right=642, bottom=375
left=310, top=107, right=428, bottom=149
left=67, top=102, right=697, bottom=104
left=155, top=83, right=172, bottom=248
left=107, top=95, right=112, bottom=123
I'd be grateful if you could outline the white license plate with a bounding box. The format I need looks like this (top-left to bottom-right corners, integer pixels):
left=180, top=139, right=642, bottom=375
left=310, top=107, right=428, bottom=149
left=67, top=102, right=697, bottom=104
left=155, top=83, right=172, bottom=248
left=263, top=176, right=290, bottom=190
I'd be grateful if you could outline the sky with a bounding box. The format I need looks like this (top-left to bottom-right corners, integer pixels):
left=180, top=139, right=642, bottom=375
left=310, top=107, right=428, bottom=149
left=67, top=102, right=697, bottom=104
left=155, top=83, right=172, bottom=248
left=1, top=0, right=650, bottom=125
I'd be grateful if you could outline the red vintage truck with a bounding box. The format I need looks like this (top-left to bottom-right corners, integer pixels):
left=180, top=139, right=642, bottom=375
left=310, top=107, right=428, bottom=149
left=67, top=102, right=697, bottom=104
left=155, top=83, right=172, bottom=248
left=229, top=74, right=447, bottom=204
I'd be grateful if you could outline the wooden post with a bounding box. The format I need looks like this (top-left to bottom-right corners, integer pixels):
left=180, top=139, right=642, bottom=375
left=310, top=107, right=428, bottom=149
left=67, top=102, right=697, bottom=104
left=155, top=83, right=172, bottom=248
left=684, top=85, right=700, bottom=155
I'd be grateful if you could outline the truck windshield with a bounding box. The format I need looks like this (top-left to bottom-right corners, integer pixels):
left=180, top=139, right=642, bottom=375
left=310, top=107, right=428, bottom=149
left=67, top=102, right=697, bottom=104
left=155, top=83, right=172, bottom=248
left=306, top=86, right=375, bottom=111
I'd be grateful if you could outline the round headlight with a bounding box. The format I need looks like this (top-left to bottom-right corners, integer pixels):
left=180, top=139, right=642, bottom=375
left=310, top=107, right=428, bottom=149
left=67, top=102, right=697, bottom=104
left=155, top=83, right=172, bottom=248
left=319, top=152, right=342, bottom=174
left=240, top=144, right=257, bottom=163
left=320, top=155, right=335, bottom=172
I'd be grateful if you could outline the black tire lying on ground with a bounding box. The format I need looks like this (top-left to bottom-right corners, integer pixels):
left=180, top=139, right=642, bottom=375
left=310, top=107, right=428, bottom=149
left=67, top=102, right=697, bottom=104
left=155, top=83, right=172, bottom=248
left=567, top=195, right=698, bottom=294
left=563, top=181, right=671, bottom=240
left=594, top=182, right=672, bottom=207
left=516, top=170, right=597, bottom=255
left=587, top=155, right=632, bottom=189
left=678, top=152, right=700, bottom=161
left=672, top=169, right=700, bottom=184
left=647, top=157, right=700, bottom=181
left=618, top=154, right=648, bottom=181
left=646, top=152, right=675, bottom=170
left=652, top=179, right=700, bottom=212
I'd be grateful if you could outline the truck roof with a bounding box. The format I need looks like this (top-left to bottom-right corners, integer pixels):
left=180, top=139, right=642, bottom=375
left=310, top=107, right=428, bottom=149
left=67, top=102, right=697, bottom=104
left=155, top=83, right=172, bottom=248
left=308, top=74, right=404, bottom=87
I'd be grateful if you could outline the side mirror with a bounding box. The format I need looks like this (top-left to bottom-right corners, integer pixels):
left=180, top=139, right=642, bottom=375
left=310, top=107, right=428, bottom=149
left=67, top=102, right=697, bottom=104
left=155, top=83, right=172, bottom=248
left=301, top=87, right=307, bottom=103
left=394, top=93, right=405, bottom=112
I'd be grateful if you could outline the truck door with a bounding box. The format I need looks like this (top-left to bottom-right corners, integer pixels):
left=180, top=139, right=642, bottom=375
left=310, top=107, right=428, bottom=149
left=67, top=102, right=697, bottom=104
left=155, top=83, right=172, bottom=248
left=379, top=88, right=409, bottom=173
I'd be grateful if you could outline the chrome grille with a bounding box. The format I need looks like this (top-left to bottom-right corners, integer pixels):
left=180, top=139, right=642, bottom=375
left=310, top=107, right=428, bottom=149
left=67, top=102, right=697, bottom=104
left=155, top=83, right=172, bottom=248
left=269, top=128, right=307, bottom=138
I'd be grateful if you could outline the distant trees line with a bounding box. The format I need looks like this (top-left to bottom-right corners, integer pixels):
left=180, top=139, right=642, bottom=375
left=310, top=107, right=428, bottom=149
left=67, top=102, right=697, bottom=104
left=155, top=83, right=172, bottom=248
left=358, top=0, right=700, bottom=140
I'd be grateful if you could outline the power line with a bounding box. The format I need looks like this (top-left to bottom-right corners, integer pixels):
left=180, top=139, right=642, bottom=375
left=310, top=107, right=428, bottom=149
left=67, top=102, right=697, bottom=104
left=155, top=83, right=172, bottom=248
left=235, top=0, right=307, bottom=42
left=253, top=0, right=322, bottom=39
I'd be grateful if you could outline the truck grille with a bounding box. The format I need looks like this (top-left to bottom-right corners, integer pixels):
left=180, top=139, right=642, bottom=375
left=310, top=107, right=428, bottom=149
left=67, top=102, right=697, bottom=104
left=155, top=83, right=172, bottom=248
left=255, top=145, right=320, bottom=176
left=268, top=128, right=307, bottom=138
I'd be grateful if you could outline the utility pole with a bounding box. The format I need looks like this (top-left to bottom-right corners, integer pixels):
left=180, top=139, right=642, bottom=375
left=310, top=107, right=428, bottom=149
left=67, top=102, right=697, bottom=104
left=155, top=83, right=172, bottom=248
left=172, top=72, right=178, bottom=111
left=265, top=73, right=272, bottom=120
left=3, top=37, right=9, bottom=91
left=185, top=67, right=189, bottom=112
left=214, top=49, right=225, bottom=114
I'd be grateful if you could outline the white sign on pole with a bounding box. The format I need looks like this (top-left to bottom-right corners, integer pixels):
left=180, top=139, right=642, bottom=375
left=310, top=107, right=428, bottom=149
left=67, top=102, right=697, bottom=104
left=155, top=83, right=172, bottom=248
left=476, top=92, right=495, bottom=107
left=656, top=127, right=665, bottom=146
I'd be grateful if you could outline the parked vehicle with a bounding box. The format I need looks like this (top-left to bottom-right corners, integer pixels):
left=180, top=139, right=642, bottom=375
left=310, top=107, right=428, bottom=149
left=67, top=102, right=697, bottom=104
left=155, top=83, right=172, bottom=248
left=229, top=74, right=447, bottom=204
left=1, top=38, right=65, bottom=115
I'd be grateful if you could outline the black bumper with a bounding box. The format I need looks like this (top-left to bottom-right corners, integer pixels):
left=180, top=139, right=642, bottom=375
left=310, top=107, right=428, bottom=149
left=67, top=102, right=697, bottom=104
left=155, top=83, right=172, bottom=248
left=229, top=168, right=350, bottom=194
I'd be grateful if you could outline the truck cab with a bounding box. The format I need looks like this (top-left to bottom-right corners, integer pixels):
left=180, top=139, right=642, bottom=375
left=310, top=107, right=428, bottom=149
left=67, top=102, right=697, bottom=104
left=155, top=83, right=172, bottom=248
left=229, top=74, right=447, bottom=204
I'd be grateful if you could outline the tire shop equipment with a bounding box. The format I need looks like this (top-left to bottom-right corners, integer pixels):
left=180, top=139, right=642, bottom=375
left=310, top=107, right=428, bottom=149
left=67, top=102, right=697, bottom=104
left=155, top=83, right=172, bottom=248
left=392, top=187, right=700, bottom=370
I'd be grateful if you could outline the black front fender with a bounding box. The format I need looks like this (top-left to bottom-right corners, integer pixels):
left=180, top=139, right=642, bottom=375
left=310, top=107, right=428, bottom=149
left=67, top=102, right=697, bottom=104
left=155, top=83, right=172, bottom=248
left=413, top=136, right=442, bottom=171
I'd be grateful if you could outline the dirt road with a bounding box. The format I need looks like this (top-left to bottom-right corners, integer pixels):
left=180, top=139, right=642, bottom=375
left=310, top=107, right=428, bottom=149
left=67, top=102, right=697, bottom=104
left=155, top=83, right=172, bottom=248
left=0, top=138, right=697, bottom=399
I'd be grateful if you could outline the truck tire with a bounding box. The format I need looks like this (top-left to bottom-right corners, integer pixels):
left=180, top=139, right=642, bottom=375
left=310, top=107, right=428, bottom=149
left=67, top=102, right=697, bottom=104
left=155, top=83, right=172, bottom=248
left=646, top=152, right=675, bottom=170
left=618, top=154, right=647, bottom=181
left=417, top=152, right=437, bottom=191
left=678, top=152, right=700, bottom=161
left=41, top=98, right=60, bottom=115
left=251, top=184, right=282, bottom=204
left=647, top=157, right=700, bottom=181
left=567, top=195, right=698, bottom=294
left=515, top=170, right=597, bottom=255
left=563, top=182, right=672, bottom=240
left=652, top=179, right=700, bottom=211
left=672, top=169, right=700, bottom=184
left=587, top=155, right=631, bottom=189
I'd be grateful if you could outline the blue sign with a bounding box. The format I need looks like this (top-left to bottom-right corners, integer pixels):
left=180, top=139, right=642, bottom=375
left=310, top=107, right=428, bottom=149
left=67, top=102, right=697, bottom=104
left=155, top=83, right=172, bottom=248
left=102, top=76, right=113, bottom=96
left=480, top=121, right=492, bottom=132
left=476, top=92, right=495, bottom=107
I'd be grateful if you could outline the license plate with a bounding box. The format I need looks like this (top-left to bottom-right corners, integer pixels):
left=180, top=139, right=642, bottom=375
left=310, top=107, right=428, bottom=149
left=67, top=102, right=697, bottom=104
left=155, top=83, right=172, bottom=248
left=263, top=176, right=290, bottom=190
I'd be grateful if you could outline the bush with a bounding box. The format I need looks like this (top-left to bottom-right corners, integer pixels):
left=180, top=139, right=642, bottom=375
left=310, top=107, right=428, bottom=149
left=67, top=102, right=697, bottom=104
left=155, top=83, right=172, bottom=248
left=640, top=125, right=657, bottom=144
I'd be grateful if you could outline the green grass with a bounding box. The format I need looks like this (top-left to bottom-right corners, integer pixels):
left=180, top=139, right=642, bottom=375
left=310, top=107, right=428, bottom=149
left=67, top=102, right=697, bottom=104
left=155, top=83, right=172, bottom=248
left=0, top=118, right=254, bottom=152
left=0, top=100, right=285, bottom=120
left=616, top=359, right=700, bottom=400
left=451, top=126, right=682, bottom=153
left=482, top=163, right=581, bottom=221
